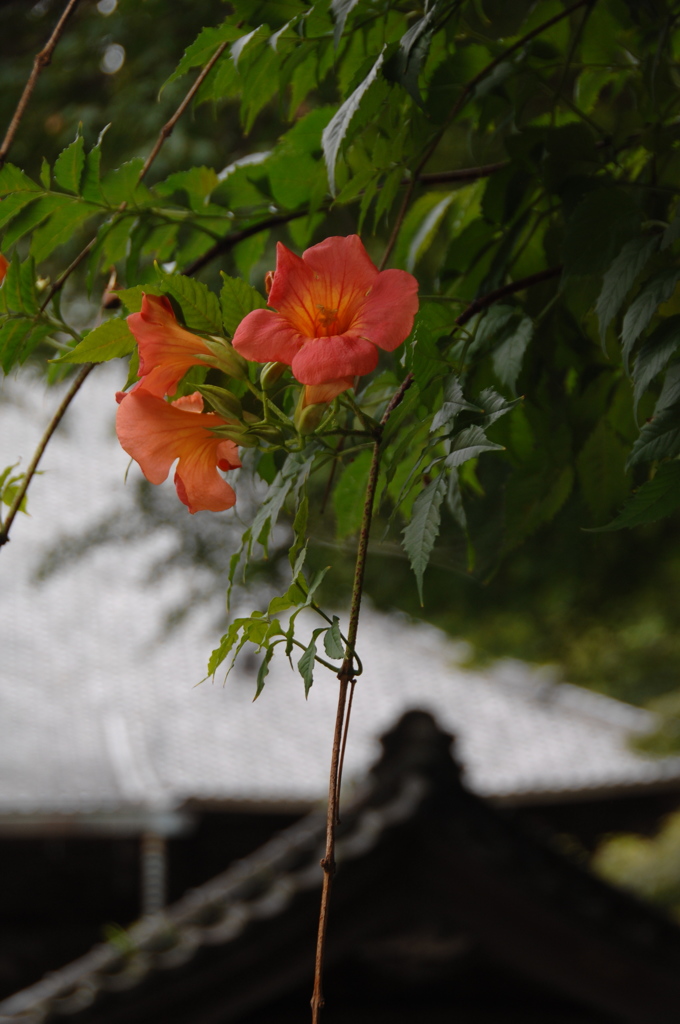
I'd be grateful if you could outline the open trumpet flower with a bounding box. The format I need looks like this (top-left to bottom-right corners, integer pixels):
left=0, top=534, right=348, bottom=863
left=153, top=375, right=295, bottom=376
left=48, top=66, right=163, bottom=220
left=232, top=235, right=419, bottom=390
left=116, top=390, right=241, bottom=514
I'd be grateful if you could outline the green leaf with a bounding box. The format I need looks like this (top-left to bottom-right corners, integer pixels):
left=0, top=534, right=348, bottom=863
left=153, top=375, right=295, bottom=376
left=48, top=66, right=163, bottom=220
left=219, top=273, right=266, bottom=335
left=323, top=616, right=344, bottom=659
left=298, top=627, right=326, bottom=696
left=402, top=474, right=447, bottom=605
left=596, top=236, right=658, bottom=341
left=288, top=493, right=308, bottom=571
left=164, top=21, right=242, bottom=87
left=331, top=0, right=359, bottom=47
left=621, top=268, right=680, bottom=370
left=0, top=317, right=53, bottom=372
left=81, top=125, right=110, bottom=203
left=384, top=3, right=439, bottom=104
left=322, top=49, right=385, bottom=195
left=39, top=158, right=51, bottom=190
left=159, top=273, right=222, bottom=333
left=2, top=255, right=37, bottom=315
left=333, top=450, right=371, bottom=539
left=446, top=426, right=505, bottom=468
left=562, top=188, right=641, bottom=277
left=590, top=462, right=680, bottom=531
left=633, top=317, right=680, bottom=413
left=267, top=578, right=306, bottom=616
left=31, top=202, right=100, bottom=263
left=255, top=646, right=275, bottom=699
left=100, top=159, right=147, bottom=207
left=0, top=192, right=41, bottom=232
left=478, top=388, right=522, bottom=426
left=492, top=315, right=533, bottom=393
left=53, top=132, right=85, bottom=195
left=577, top=420, right=631, bottom=524
left=627, top=404, right=680, bottom=468
left=58, top=318, right=135, bottom=364
left=430, top=376, right=480, bottom=433
left=2, top=195, right=73, bottom=249
left=0, top=163, right=41, bottom=196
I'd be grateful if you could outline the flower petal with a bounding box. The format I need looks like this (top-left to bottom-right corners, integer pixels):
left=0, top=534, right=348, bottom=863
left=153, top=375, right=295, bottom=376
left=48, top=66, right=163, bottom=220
left=351, top=268, right=419, bottom=352
left=291, top=333, right=377, bottom=384
left=303, top=377, right=354, bottom=407
left=0, top=253, right=8, bottom=284
left=116, top=390, right=240, bottom=513
left=232, top=307, right=303, bottom=366
left=127, top=293, right=214, bottom=397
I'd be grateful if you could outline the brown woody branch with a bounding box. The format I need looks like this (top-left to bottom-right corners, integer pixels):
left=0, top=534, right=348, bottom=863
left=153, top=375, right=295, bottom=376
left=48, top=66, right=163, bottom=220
left=0, top=0, right=82, bottom=167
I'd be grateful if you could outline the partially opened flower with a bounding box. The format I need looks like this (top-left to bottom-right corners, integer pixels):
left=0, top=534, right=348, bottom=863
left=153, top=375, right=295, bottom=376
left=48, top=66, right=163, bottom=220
left=232, top=235, right=419, bottom=389
left=116, top=390, right=241, bottom=513
left=126, top=293, right=218, bottom=398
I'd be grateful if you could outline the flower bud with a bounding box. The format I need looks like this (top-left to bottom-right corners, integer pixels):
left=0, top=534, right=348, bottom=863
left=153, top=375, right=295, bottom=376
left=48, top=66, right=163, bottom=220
left=209, top=422, right=258, bottom=447
left=195, top=384, right=244, bottom=421
left=295, top=401, right=326, bottom=435
left=264, top=270, right=274, bottom=296
left=260, top=361, right=287, bottom=390
left=204, top=337, right=249, bottom=380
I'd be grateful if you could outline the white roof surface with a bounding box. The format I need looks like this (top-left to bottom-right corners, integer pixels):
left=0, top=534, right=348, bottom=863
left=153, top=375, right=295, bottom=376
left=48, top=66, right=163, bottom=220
left=2, top=365, right=680, bottom=824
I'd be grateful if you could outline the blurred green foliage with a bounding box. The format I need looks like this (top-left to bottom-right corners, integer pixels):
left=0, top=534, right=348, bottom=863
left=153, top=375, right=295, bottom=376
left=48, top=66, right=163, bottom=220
left=3, top=0, right=680, bottom=724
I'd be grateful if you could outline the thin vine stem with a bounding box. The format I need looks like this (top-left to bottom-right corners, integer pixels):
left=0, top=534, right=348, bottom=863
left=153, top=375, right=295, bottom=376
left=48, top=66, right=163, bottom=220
left=3, top=43, right=234, bottom=549
left=378, top=0, right=590, bottom=271
left=310, top=432, right=382, bottom=1024
left=0, top=0, right=82, bottom=166
left=0, top=363, right=94, bottom=547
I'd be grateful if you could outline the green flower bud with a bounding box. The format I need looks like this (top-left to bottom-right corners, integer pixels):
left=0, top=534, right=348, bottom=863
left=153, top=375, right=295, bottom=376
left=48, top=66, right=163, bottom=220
left=260, top=361, right=288, bottom=390
left=204, top=337, right=249, bottom=380
left=295, top=401, right=326, bottom=435
left=194, top=384, right=244, bottom=420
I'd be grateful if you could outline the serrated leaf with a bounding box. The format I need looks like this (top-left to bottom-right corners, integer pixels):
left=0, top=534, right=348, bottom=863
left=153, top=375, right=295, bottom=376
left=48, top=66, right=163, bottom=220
left=492, top=315, right=533, bottom=393
left=478, top=388, right=522, bottom=426
left=430, top=376, right=479, bottom=433
left=331, top=0, right=359, bottom=47
left=0, top=317, right=53, bottom=373
left=31, top=202, right=100, bottom=263
left=323, top=616, right=345, bottom=659
left=333, top=450, right=371, bottom=539
left=322, top=49, right=385, bottom=195
left=288, top=493, right=308, bottom=571
left=207, top=619, right=244, bottom=677
left=628, top=404, right=680, bottom=468
left=255, top=646, right=275, bottom=699
left=220, top=273, right=266, bottom=335
left=0, top=192, right=41, bottom=232
left=446, top=425, right=505, bottom=468
left=633, top=316, right=680, bottom=413
left=596, top=236, right=658, bottom=341
left=298, top=627, right=325, bottom=696
left=590, top=462, right=680, bottom=531
left=384, top=3, right=438, bottom=104
left=402, top=474, right=446, bottom=604
left=2, top=195, right=72, bottom=249
left=0, top=163, right=41, bottom=196
left=164, top=22, right=242, bottom=87
left=2, top=255, right=37, bottom=315
left=655, top=362, right=680, bottom=414
left=267, top=578, right=306, bottom=616
left=621, top=268, right=680, bottom=370
left=53, top=133, right=85, bottom=195
left=159, top=273, right=222, bottom=333
left=100, top=159, right=146, bottom=207
left=58, top=318, right=135, bottom=364
left=577, top=419, right=630, bottom=523
left=39, top=158, right=50, bottom=190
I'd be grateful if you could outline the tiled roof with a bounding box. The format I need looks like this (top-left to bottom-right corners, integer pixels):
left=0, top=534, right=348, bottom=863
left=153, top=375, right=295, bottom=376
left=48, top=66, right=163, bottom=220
left=3, top=368, right=680, bottom=826
left=2, top=713, right=680, bottom=1024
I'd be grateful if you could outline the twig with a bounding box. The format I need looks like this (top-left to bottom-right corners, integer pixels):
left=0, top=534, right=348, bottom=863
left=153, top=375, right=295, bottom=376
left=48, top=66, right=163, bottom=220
left=138, top=40, right=230, bottom=182
left=0, top=0, right=82, bottom=167
left=378, top=0, right=589, bottom=270
left=42, top=39, right=230, bottom=311
left=6, top=43, right=232, bottom=546
left=0, top=363, right=94, bottom=547
left=311, top=432, right=382, bottom=1024
left=186, top=164, right=507, bottom=277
